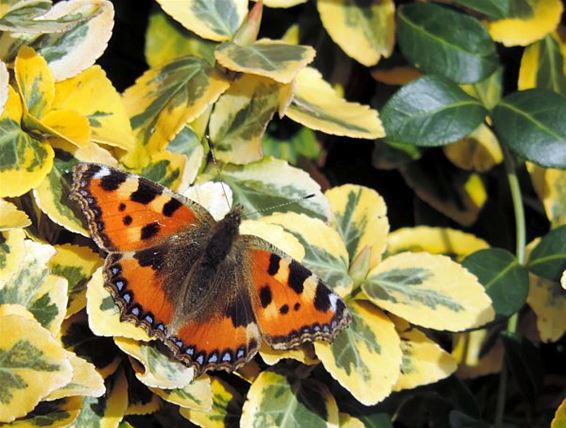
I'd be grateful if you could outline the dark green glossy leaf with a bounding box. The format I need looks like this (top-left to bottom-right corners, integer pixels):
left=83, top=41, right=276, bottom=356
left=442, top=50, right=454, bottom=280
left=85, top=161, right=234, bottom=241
left=397, top=3, right=499, bottom=83
left=492, top=89, right=566, bottom=168
left=462, top=248, right=529, bottom=318
left=382, top=76, right=487, bottom=147
left=527, top=225, right=566, bottom=281
left=451, top=0, right=510, bottom=19
left=501, top=332, right=543, bottom=403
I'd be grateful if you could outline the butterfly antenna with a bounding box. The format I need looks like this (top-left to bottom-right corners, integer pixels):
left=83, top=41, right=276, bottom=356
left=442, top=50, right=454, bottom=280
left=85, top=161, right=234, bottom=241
left=242, top=194, right=315, bottom=219
left=206, top=135, right=232, bottom=211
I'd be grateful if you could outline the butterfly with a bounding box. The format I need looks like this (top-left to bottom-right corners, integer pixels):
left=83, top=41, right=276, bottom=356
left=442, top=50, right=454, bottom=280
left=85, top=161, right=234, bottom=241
left=70, top=163, right=351, bottom=375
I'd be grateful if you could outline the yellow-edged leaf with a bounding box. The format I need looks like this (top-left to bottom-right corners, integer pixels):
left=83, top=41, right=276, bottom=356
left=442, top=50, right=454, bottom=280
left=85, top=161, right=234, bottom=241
left=114, top=337, right=194, bottom=389
left=240, top=370, right=339, bottom=427
left=180, top=376, right=243, bottom=427
left=0, top=60, right=8, bottom=115
left=46, top=351, right=105, bottom=401
left=286, top=67, right=385, bottom=139
left=0, top=200, right=31, bottom=230
left=315, top=301, right=402, bottom=406
left=261, top=0, right=307, bottom=7
left=261, top=211, right=352, bottom=296
left=527, top=274, right=566, bottom=342
left=0, top=87, right=54, bottom=198
left=122, top=56, right=230, bottom=162
left=215, top=39, right=315, bottom=84
left=149, top=375, right=212, bottom=412
left=259, top=342, right=319, bottom=366
left=209, top=75, right=281, bottom=164
left=339, top=413, right=365, bottom=428
left=0, top=312, right=73, bottom=423
left=48, top=244, right=103, bottom=317
left=15, top=46, right=54, bottom=118
left=487, top=0, right=563, bottom=47
left=317, top=0, right=394, bottom=66
left=453, top=329, right=503, bottom=378
left=363, top=252, right=495, bottom=331
left=7, top=396, right=83, bottom=428
left=527, top=162, right=566, bottom=227
left=387, top=226, right=489, bottom=261
left=391, top=316, right=457, bottom=391
left=552, top=399, right=566, bottom=428
left=125, top=388, right=160, bottom=416
left=85, top=268, right=152, bottom=342
left=40, top=109, right=91, bottom=147
left=156, top=0, right=247, bottom=42
left=52, top=66, right=135, bottom=151
left=443, top=124, right=503, bottom=172
left=0, top=229, right=25, bottom=283
left=326, top=184, right=389, bottom=271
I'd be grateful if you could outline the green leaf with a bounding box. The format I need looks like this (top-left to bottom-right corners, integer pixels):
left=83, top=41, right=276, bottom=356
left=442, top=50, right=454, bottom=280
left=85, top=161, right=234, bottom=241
left=501, top=332, right=543, bottom=403
left=451, top=0, right=510, bottom=19
left=493, top=89, right=566, bottom=168
left=462, top=248, right=529, bottom=318
left=397, top=3, right=499, bottom=83
left=381, top=75, right=487, bottom=146
left=263, top=125, right=321, bottom=165
left=528, top=225, right=566, bottom=281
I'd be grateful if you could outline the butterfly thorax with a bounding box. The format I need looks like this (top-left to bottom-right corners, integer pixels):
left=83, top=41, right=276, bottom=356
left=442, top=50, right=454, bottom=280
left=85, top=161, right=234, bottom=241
left=201, top=208, right=242, bottom=272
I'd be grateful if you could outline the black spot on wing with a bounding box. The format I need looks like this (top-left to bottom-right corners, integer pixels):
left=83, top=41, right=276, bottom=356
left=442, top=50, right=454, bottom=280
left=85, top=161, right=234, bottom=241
left=259, top=285, right=272, bottom=308
left=294, top=303, right=300, bottom=311
left=225, top=294, right=254, bottom=328
left=134, top=247, right=164, bottom=271
left=122, top=215, right=132, bottom=225
left=100, top=170, right=127, bottom=191
left=279, top=304, right=289, bottom=314
left=162, top=198, right=182, bottom=217
left=268, top=253, right=280, bottom=276
left=130, top=179, right=162, bottom=204
left=118, top=203, right=126, bottom=211
left=140, top=222, right=160, bottom=240
left=288, top=260, right=310, bottom=294
left=314, top=280, right=331, bottom=313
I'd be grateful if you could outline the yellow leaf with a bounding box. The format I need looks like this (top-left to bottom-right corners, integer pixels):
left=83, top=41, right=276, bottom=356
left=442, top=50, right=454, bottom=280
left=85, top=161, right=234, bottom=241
left=527, top=162, right=566, bottom=227
left=240, top=220, right=306, bottom=262
left=0, top=60, right=9, bottom=115
left=8, top=396, right=83, bottom=427
left=286, top=67, right=385, bottom=139
left=453, top=329, right=503, bottom=379
left=15, top=46, right=54, bottom=118
left=387, top=226, right=489, bottom=261
left=314, top=301, right=402, bottom=406
left=0, top=200, right=31, bottom=230
left=317, top=0, right=395, bottom=66
left=371, top=66, right=422, bottom=86
left=85, top=268, right=152, bottom=342
left=260, top=0, right=308, bottom=7
left=259, top=342, right=319, bottom=366
left=391, top=316, right=457, bottom=391
left=552, top=399, right=566, bottom=428
left=156, top=0, right=248, bottom=42
left=0, top=229, right=25, bottom=284
left=326, top=184, right=389, bottom=270
left=215, top=39, right=315, bottom=84
left=339, top=413, right=365, bottom=428
left=125, top=392, right=161, bottom=416
left=41, top=109, right=91, bottom=147
left=527, top=274, right=566, bottom=342
left=487, top=0, right=563, bottom=47
left=443, top=124, right=503, bottom=172
left=114, top=337, right=195, bottom=389
left=150, top=375, right=212, bottom=412
left=46, top=351, right=105, bottom=401
left=52, top=66, right=135, bottom=151
left=0, top=312, right=73, bottom=423
left=363, top=252, right=495, bottom=331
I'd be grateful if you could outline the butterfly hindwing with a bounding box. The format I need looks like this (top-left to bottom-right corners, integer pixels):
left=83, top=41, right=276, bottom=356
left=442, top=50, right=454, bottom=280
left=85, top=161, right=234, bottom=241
left=70, top=163, right=213, bottom=252
left=244, top=237, right=351, bottom=349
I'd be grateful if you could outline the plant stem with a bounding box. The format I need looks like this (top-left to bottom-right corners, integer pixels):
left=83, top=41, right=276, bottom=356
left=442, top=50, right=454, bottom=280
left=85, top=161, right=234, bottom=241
left=495, top=144, right=526, bottom=427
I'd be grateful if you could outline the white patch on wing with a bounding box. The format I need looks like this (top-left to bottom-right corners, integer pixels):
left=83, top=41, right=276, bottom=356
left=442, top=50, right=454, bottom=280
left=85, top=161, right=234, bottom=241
left=93, top=166, right=111, bottom=178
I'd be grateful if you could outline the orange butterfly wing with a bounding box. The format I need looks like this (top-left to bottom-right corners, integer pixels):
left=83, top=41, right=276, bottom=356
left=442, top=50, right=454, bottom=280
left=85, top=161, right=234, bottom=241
left=70, top=163, right=213, bottom=252
left=245, top=239, right=351, bottom=349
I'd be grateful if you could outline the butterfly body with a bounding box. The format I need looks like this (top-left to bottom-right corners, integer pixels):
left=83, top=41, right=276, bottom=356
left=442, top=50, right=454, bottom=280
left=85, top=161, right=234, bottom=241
left=70, top=163, right=351, bottom=375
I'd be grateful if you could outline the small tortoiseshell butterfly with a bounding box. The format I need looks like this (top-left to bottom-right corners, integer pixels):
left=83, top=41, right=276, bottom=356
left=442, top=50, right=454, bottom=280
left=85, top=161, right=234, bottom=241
left=70, top=163, right=351, bottom=375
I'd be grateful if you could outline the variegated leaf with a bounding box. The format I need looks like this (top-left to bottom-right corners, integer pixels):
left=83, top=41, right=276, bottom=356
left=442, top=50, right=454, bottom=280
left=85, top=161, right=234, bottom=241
left=527, top=162, right=566, bottom=227
left=114, top=337, right=194, bottom=389
left=527, top=274, right=566, bottom=342
left=209, top=75, right=281, bottom=164
left=362, top=252, right=495, bottom=331
left=122, top=56, right=230, bottom=162
left=259, top=342, right=319, bottom=366
left=443, top=124, right=503, bottom=172
left=262, top=126, right=322, bottom=165
left=326, top=184, right=389, bottom=271
left=551, top=398, right=566, bottom=428
left=314, top=301, right=402, bottom=406
left=149, top=375, right=212, bottom=412
left=240, top=370, right=339, bottom=427
left=156, top=0, right=247, bottom=42
left=0, top=200, right=30, bottom=230
left=0, top=229, right=26, bottom=284
left=202, top=156, right=330, bottom=220
left=145, top=8, right=217, bottom=68
left=215, top=39, right=315, bottom=84
left=124, top=376, right=160, bottom=416
left=7, top=396, right=83, bottom=427
left=261, top=211, right=352, bottom=296
left=286, top=67, right=385, bottom=139
left=180, top=376, right=243, bottom=427
left=387, top=226, right=489, bottom=261
left=0, top=311, right=73, bottom=423
left=317, top=0, right=394, bottom=66
left=46, top=351, right=105, bottom=401
left=135, top=149, right=192, bottom=192
left=487, top=0, right=563, bottom=47
left=167, top=125, right=204, bottom=191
